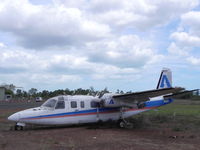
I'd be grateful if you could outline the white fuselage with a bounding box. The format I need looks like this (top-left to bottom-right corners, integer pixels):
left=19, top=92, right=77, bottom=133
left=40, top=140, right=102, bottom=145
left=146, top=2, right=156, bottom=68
left=8, top=95, right=159, bottom=126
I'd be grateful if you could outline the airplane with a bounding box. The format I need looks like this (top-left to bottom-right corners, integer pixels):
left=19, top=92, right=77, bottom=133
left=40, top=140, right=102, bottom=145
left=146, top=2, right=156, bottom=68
left=8, top=68, right=187, bottom=130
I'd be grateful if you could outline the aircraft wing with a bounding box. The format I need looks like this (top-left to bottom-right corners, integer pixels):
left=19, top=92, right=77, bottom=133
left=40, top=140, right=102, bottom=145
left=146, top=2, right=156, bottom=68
left=113, top=87, right=184, bottom=103
left=163, top=89, right=199, bottom=99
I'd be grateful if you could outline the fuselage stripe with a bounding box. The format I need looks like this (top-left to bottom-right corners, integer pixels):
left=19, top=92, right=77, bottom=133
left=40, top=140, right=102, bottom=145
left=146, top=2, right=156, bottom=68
left=21, top=106, right=158, bottom=120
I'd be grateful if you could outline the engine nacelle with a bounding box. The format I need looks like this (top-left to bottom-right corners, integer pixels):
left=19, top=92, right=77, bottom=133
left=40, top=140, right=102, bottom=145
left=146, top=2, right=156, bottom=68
left=102, top=98, right=141, bottom=108
left=99, top=93, right=120, bottom=107
left=100, top=93, right=138, bottom=108
left=101, top=98, right=121, bottom=107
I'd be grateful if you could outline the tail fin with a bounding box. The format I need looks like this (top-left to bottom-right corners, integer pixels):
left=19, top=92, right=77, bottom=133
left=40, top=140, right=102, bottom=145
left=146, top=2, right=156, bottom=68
left=156, top=68, right=172, bottom=89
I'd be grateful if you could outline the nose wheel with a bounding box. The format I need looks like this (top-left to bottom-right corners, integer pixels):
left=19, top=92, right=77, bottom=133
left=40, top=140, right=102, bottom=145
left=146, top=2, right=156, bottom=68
left=14, top=125, right=23, bottom=130
left=14, top=122, right=25, bottom=131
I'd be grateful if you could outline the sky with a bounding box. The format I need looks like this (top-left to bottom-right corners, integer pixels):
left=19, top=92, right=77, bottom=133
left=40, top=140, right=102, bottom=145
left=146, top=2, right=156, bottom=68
left=0, top=0, right=200, bottom=92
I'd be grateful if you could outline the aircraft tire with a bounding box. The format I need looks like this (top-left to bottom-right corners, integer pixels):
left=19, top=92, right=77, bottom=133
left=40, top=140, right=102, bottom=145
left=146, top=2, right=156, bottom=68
left=118, top=120, right=126, bottom=128
left=14, top=125, right=23, bottom=131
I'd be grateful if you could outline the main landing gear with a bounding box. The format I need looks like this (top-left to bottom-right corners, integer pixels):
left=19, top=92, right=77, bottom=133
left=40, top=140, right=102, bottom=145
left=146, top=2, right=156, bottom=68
left=118, top=107, right=133, bottom=129
left=118, top=119, right=133, bottom=129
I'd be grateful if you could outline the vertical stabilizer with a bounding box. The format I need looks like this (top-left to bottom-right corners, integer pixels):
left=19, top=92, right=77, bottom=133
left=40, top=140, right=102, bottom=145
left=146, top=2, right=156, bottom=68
left=156, top=68, right=172, bottom=89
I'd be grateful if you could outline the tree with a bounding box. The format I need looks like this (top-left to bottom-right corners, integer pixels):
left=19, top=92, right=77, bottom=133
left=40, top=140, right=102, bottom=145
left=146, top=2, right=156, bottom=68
left=22, top=91, right=28, bottom=98
left=16, top=89, right=22, bottom=97
left=89, top=86, right=95, bottom=96
left=5, top=89, right=13, bottom=95
left=116, top=89, right=120, bottom=94
left=28, top=88, right=38, bottom=98
left=41, top=90, right=49, bottom=99
left=65, top=88, right=73, bottom=95
left=120, top=90, right=124, bottom=94
left=102, top=87, right=109, bottom=93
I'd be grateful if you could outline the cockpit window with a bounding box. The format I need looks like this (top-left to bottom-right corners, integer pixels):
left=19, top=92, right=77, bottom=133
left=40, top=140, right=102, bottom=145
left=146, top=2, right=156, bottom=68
left=42, top=99, right=57, bottom=108
left=55, top=100, right=65, bottom=109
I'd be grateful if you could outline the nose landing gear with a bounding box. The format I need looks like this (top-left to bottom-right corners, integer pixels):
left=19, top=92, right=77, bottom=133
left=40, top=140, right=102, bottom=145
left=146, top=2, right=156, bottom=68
left=14, top=122, right=25, bottom=131
left=14, top=125, right=23, bottom=130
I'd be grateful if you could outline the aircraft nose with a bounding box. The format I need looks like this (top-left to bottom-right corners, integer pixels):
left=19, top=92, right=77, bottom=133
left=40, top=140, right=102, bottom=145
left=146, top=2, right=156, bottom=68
left=8, top=113, right=20, bottom=122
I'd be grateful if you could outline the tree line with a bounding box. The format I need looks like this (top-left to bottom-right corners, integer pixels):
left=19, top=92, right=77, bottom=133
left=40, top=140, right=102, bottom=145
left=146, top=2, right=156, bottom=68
left=7, top=87, right=199, bottom=101
left=12, top=87, right=125, bottom=100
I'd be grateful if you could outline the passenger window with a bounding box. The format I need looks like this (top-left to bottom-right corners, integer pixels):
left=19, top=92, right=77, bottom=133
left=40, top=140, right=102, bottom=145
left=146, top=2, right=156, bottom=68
left=80, top=101, right=84, bottom=108
left=55, top=100, right=65, bottom=109
left=71, top=101, right=77, bottom=108
left=90, top=101, right=99, bottom=108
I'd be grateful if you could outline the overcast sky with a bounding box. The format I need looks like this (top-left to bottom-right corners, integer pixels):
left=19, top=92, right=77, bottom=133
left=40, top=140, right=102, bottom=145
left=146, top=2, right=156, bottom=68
left=0, top=0, right=200, bottom=92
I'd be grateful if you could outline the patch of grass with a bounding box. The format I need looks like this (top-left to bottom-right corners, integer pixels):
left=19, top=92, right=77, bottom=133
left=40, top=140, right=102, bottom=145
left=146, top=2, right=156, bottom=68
left=194, top=120, right=200, bottom=126
left=145, top=103, right=200, bottom=117
left=172, top=126, right=184, bottom=132
left=130, top=101, right=200, bottom=131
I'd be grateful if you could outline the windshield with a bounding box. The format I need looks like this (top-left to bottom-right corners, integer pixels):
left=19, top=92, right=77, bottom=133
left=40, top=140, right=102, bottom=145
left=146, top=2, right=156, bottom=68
left=42, top=99, right=57, bottom=108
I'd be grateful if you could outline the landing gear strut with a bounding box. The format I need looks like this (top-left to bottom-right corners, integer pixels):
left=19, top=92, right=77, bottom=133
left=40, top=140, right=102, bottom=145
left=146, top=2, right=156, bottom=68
left=118, top=107, right=133, bottom=129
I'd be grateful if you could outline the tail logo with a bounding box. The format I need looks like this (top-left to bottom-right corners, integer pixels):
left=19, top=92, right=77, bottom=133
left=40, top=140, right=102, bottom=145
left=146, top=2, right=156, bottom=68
left=160, top=75, right=171, bottom=88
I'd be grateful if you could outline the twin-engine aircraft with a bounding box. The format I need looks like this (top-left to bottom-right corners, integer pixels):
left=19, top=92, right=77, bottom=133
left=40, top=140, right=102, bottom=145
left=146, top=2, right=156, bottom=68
left=8, top=68, right=186, bottom=130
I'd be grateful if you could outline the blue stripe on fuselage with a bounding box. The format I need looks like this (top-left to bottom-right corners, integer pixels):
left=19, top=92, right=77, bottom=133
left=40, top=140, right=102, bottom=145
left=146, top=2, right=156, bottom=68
left=21, top=107, right=120, bottom=120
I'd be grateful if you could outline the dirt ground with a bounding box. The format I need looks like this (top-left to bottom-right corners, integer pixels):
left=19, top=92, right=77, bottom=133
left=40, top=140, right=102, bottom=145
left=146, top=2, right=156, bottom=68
left=0, top=100, right=199, bottom=150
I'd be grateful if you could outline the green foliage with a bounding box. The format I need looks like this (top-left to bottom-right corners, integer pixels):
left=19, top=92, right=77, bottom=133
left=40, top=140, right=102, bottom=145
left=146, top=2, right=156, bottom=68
left=130, top=101, right=200, bottom=131
left=5, top=89, right=13, bottom=95
left=16, top=89, right=22, bottom=97
left=172, top=126, right=184, bottom=132
left=191, top=95, right=200, bottom=100
left=144, top=103, right=200, bottom=116
left=13, top=87, right=117, bottom=99
left=28, top=88, right=37, bottom=96
left=174, top=89, right=200, bottom=100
